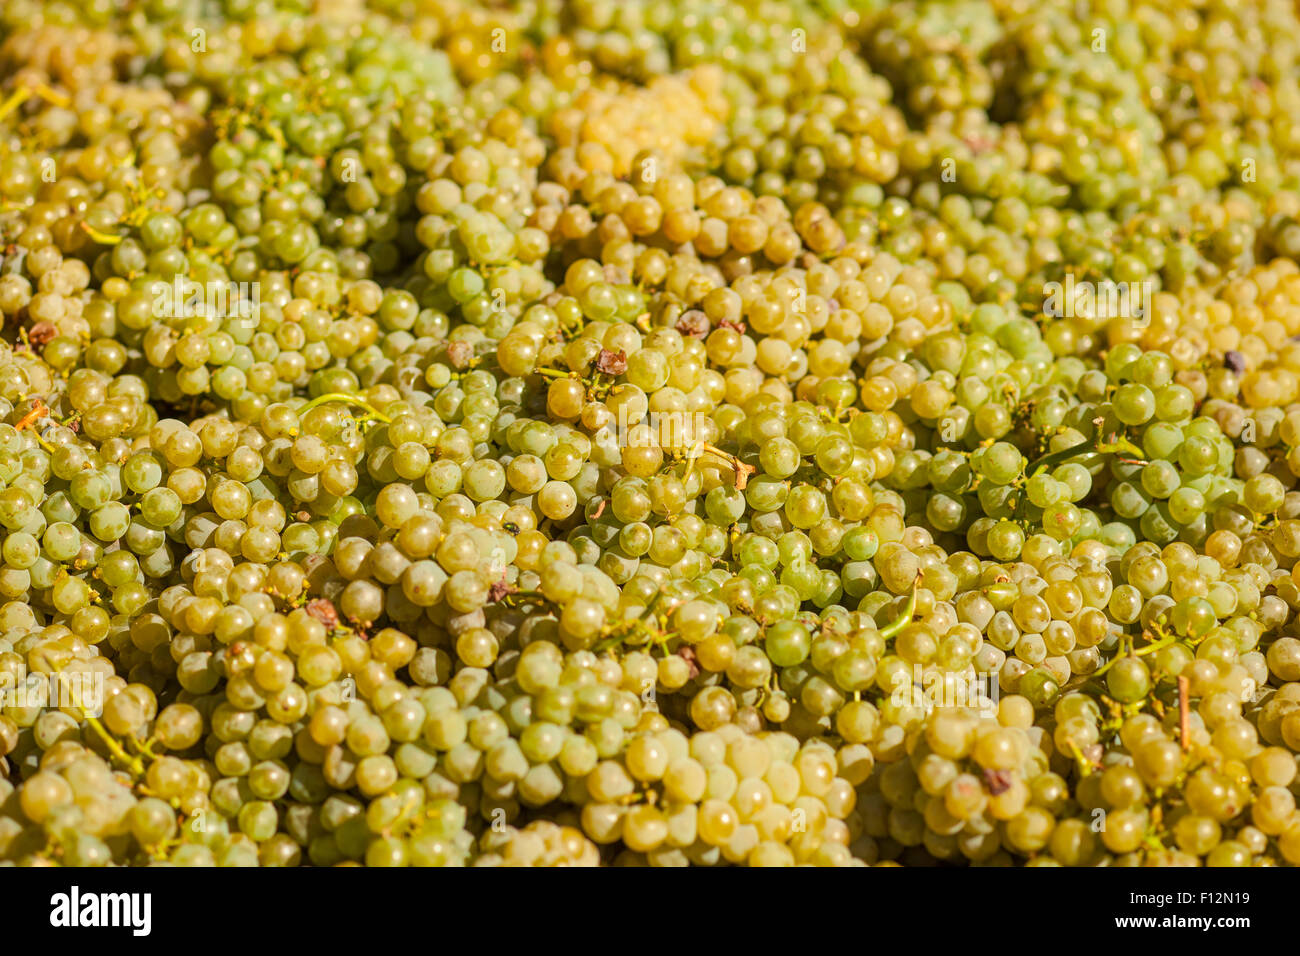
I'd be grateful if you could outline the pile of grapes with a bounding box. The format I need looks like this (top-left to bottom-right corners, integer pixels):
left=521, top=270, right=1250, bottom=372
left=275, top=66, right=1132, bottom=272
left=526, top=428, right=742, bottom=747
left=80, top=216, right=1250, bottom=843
left=2, top=0, right=1300, bottom=867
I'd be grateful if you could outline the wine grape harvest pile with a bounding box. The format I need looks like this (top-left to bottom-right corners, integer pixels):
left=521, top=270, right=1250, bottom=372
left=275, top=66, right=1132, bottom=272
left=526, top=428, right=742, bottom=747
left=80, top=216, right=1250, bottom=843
left=2, top=0, right=1300, bottom=868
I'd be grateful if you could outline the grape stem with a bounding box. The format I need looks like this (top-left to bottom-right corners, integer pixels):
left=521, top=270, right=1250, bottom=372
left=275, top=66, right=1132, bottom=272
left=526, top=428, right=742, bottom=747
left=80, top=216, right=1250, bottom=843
left=594, top=590, right=667, bottom=653
left=697, top=443, right=756, bottom=490
left=14, top=400, right=51, bottom=450
left=1023, top=439, right=1092, bottom=475
left=502, top=588, right=552, bottom=608
left=78, top=221, right=125, bottom=245
left=1089, top=637, right=1130, bottom=679
left=85, top=715, right=146, bottom=779
left=296, top=392, right=393, bottom=424
left=536, top=366, right=615, bottom=400
left=1066, top=740, right=1096, bottom=776
left=593, top=619, right=649, bottom=653
left=1132, top=631, right=1175, bottom=657
left=0, top=87, right=28, bottom=121
left=880, top=573, right=922, bottom=639
left=1026, top=432, right=1148, bottom=476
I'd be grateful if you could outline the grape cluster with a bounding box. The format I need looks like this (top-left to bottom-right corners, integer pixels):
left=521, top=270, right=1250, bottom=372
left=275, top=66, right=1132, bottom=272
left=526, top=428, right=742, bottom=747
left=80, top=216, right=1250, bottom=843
left=3, top=0, right=1300, bottom=869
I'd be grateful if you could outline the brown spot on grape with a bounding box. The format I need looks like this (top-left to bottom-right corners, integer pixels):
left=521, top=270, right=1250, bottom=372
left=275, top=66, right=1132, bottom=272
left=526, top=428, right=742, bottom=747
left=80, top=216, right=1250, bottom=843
left=446, top=340, right=474, bottom=369
left=27, top=322, right=57, bottom=347
left=675, top=309, right=709, bottom=337
left=306, top=598, right=339, bottom=629
left=677, top=646, right=700, bottom=680
left=983, top=768, right=1013, bottom=795
left=595, top=348, right=627, bottom=376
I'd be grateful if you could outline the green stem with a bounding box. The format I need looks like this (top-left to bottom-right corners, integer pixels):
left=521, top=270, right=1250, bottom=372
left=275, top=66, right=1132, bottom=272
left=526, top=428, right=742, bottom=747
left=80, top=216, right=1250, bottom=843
left=699, top=442, right=756, bottom=490
left=880, top=575, right=921, bottom=639
left=1027, top=429, right=1149, bottom=478
left=503, top=588, right=551, bottom=608
left=296, top=392, right=392, bottom=424
left=86, top=716, right=146, bottom=778
left=594, top=591, right=667, bottom=653
left=1097, top=434, right=1148, bottom=464
left=1066, top=740, right=1096, bottom=776
left=1026, top=439, right=1096, bottom=475
left=593, top=627, right=637, bottom=654
left=78, top=221, right=124, bottom=245
left=0, top=86, right=29, bottom=122
left=1133, top=633, right=1176, bottom=657
left=32, top=83, right=70, bottom=108
left=1091, top=637, right=1130, bottom=679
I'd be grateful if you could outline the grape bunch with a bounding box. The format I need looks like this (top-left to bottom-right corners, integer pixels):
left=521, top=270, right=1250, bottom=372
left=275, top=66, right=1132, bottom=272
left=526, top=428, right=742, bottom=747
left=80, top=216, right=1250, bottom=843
left=3, top=0, right=1300, bottom=869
